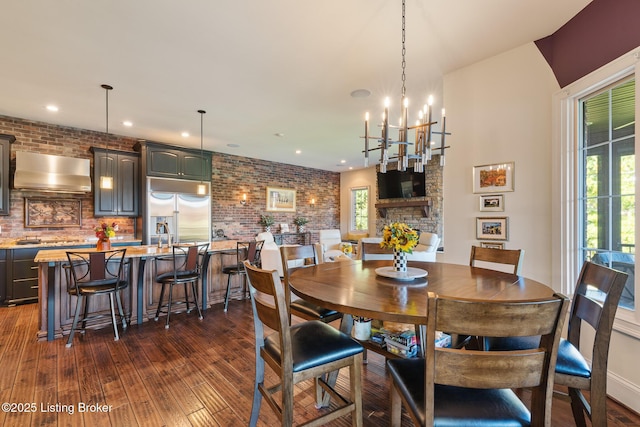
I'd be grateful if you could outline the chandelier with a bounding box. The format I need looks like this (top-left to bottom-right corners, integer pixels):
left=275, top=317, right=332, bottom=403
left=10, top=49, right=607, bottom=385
left=361, top=0, right=450, bottom=173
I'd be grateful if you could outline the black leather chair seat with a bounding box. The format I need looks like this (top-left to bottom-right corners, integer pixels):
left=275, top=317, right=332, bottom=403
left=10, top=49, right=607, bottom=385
left=387, top=358, right=532, bottom=426
left=221, top=264, right=242, bottom=274
left=555, top=338, right=591, bottom=378
left=483, top=335, right=540, bottom=351
left=264, top=320, right=362, bottom=372
left=69, top=278, right=128, bottom=296
left=156, top=270, right=199, bottom=284
left=290, top=299, right=341, bottom=322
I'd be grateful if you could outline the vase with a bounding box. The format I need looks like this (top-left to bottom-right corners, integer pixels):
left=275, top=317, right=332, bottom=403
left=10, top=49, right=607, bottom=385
left=265, top=225, right=271, bottom=233
left=393, top=249, right=407, bottom=273
left=298, top=225, right=305, bottom=233
left=96, top=237, right=111, bottom=251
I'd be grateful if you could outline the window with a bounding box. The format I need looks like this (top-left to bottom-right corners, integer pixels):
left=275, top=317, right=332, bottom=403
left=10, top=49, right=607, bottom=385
left=579, top=78, right=635, bottom=310
left=350, top=186, right=369, bottom=232
left=555, top=49, right=640, bottom=335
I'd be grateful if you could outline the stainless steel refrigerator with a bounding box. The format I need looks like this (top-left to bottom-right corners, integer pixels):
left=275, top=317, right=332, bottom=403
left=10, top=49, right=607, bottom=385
left=146, top=177, right=211, bottom=245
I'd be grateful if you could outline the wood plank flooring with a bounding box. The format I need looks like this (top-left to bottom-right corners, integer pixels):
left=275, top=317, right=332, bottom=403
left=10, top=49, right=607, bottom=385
left=1, top=300, right=639, bottom=426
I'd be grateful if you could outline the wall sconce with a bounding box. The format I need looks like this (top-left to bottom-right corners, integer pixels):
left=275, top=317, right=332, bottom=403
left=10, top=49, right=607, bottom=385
left=310, top=198, right=316, bottom=208
left=240, top=193, right=248, bottom=205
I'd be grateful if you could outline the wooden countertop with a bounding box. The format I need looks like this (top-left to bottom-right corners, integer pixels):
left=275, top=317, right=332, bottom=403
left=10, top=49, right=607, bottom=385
left=34, top=240, right=239, bottom=263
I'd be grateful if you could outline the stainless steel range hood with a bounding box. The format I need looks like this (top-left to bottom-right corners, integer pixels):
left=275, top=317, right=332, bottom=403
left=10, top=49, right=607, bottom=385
left=14, top=151, right=92, bottom=193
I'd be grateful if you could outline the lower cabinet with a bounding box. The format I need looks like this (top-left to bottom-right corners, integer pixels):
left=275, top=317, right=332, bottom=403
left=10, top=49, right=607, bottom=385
left=5, top=248, right=40, bottom=305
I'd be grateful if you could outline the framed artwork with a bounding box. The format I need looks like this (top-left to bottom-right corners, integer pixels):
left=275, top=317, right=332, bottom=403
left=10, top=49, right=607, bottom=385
left=479, top=194, right=504, bottom=212
left=266, top=187, right=296, bottom=212
left=280, top=223, right=289, bottom=233
left=480, top=241, right=505, bottom=249
left=476, top=216, right=508, bottom=241
left=25, top=198, right=82, bottom=228
left=473, top=162, right=514, bottom=193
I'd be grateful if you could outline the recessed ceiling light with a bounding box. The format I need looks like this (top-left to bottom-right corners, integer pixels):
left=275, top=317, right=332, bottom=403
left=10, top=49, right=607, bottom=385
left=227, top=143, right=240, bottom=148
left=350, top=89, right=371, bottom=98
left=122, top=121, right=133, bottom=127
left=341, top=160, right=346, bottom=163
left=46, top=105, right=59, bottom=112
left=181, top=132, right=190, bottom=137
left=274, top=132, right=285, bottom=137
left=295, top=150, right=301, bottom=154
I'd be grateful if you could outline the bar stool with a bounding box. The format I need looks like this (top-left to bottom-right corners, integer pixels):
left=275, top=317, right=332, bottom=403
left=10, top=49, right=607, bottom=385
left=65, top=248, right=129, bottom=348
left=154, top=243, right=209, bottom=328
left=222, top=240, right=264, bottom=312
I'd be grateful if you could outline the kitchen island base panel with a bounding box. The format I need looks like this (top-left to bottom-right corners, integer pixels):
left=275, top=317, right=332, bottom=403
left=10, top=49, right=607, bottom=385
left=35, top=242, right=246, bottom=341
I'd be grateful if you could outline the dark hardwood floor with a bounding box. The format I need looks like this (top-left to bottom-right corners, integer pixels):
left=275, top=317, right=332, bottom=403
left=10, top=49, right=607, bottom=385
left=0, top=299, right=639, bottom=426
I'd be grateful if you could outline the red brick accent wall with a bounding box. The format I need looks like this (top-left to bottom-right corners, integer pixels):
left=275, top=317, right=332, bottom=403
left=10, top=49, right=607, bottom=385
left=211, top=152, right=340, bottom=242
left=0, top=115, right=340, bottom=243
left=0, top=115, right=139, bottom=239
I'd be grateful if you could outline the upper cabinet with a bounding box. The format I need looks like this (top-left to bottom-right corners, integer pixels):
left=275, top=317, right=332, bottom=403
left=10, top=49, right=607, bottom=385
left=0, top=134, right=15, bottom=216
left=136, top=141, right=212, bottom=181
left=92, top=148, right=139, bottom=217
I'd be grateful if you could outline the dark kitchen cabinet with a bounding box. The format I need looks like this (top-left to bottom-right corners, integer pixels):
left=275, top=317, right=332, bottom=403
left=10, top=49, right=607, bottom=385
left=5, top=247, right=39, bottom=305
left=92, top=148, right=139, bottom=217
left=136, top=141, right=211, bottom=181
left=0, top=134, right=16, bottom=215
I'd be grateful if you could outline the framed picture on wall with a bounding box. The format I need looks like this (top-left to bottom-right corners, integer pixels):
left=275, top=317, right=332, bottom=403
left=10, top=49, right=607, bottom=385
left=476, top=217, right=508, bottom=241
left=266, top=187, right=296, bottom=212
left=480, top=241, right=505, bottom=249
left=473, top=162, right=514, bottom=193
left=479, top=194, right=504, bottom=212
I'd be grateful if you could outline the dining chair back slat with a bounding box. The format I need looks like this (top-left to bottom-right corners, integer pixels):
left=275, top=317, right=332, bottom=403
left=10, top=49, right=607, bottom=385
left=469, top=245, right=524, bottom=275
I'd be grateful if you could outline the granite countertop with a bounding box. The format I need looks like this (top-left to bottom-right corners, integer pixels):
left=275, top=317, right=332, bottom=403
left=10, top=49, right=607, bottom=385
left=34, top=240, right=239, bottom=263
left=0, top=236, right=141, bottom=250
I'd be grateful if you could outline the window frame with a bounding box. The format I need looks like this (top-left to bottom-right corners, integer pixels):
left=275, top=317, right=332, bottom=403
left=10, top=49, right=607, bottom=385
left=350, top=186, right=369, bottom=233
left=553, top=48, right=640, bottom=338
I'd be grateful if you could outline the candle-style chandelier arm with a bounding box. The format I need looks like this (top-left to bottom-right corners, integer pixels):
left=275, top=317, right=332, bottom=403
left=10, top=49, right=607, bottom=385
left=358, top=0, right=451, bottom=172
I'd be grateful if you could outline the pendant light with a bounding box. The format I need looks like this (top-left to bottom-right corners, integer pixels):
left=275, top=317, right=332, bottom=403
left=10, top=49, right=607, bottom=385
left=361, top=0, right=451, bottom=172
left=99, top=84, right=114, bottom=189
left=197, top=109, right=207, bottom=196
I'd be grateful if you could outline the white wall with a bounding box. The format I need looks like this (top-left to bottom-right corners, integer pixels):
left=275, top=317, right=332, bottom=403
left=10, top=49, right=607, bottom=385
left=440, top=43, right=557, bottom=285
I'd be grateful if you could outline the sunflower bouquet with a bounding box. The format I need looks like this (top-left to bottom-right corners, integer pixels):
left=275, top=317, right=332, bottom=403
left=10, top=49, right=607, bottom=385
left=380, top=222, right=419, bottom=253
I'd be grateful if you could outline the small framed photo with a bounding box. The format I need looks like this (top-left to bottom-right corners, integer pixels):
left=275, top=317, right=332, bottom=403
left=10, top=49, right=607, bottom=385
left=476, top=217, right=508, bottom=241
left=266, top=187, right=296, bottom=212
left=280, top=223, right=289, bottom=233
left=473, top=162, right=514, bottom=193
left=479, top=194, right=504, bottom=212
left=480, top=241, right=505, bottom=249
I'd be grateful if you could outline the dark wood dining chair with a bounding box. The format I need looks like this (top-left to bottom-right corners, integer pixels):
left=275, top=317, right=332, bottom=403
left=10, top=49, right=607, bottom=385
left=65, top=248, right=129, bottom=348
left=222, top=240, right=264, bottom=312
left=483, top=261, right=628, bottom=426
left=153, top=243, right=209, bottom=329
left=280, top=244, right=343, bottom=325
left=387, top=292, right=569, bottom=427
left=243, top=260, right=364, bottom=427
left=469, top=245, right=524, bottom=274
left=555, top=261, right=628, bottom=426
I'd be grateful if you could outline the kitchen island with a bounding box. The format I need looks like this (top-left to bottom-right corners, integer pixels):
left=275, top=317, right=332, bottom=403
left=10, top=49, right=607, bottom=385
left=34, top=241, right=239, bottom=341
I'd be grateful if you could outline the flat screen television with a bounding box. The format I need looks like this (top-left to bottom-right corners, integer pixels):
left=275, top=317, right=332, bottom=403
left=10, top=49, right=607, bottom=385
left=377, top=169, right=426, bottom=199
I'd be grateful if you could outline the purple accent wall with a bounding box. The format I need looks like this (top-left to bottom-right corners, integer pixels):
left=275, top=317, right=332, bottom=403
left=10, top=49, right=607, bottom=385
left=536, top=0, right=640, bottom=88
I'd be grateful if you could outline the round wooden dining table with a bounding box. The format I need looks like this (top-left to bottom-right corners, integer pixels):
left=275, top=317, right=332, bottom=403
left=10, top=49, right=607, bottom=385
left=289, top=259, right=556, bottom=325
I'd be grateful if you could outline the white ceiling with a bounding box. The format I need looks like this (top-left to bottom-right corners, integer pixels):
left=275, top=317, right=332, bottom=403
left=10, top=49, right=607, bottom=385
left=0, top=0, right=590, bottom=172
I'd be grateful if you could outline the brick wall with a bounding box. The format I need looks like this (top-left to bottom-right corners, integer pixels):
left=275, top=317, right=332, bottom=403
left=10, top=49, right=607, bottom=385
left=211, top=152, right=340, bottom=242
left=0, top=115, right=340, bottom=242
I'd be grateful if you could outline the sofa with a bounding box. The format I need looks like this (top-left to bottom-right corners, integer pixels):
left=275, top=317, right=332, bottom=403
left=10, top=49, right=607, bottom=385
left=359, top=232, right=440, bottom=262
left=256, top=231, right=304, bottom=277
